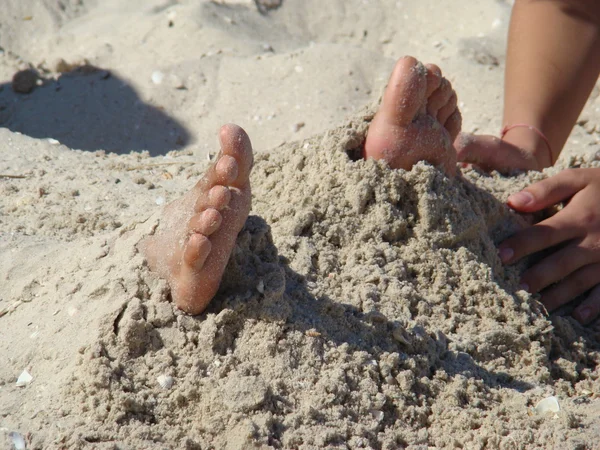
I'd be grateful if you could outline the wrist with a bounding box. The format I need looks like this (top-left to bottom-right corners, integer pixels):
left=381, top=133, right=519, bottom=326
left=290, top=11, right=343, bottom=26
left=501, top=125, right=553, bottom=170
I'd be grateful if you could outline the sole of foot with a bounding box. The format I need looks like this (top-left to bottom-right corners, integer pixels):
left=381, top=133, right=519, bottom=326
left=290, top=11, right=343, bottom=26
left=364, top=55, right=462, bottom=176
left=141, top=124, right=253, bottom=315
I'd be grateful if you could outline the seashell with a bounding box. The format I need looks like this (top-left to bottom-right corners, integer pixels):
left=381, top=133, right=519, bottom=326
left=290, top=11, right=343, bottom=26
left=151, top=71, right=165, bottom=85
left=9, top=431, right=26, bottom=450
left=534, top=396, right=560, bottom=416
left=370, top=409, right=384, bottom=421
left=16, top=370, right=33, bottom=387
left=305, top=329, right=321, bottom=337
left=256, top=280, right=265, bottom=294
left=392, top=327, right=410, bottom=346
left=157, top=374, right=174, bottom=389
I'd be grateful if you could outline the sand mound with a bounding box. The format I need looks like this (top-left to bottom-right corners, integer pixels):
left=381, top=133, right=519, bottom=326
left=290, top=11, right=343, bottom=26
left=3, top=113, right=598, bottom=449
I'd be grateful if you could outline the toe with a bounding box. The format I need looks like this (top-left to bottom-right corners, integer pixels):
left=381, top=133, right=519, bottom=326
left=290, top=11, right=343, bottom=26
left=445, top=110, right=462, bottom=142
left=437, top=91, right=457, bottom=124
left=379, top=56, right=428, bottom=126
left=183, top=233, right=212, bottom=268
left=189, top=208, right=223, bottom=236
left=208, top=185, right=231, bottom=210
left=424, top=63, right=442, bottom=97
left=215, top=155, right=239, bottom=185
left=219, top=124, right=254, bottom=188
left=427, top=78, right=453, bottom=117
left=191, top=124, right=252, bottom=194
left=194, top=185, right=231, bottom=212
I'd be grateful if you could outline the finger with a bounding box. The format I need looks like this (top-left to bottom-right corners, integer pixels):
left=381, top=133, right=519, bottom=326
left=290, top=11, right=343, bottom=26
left=519, top=242, right=595, bottom=293
left=498, top=210, right=581, bottom=263
left=573, top=284, right=600, bottom=325
left=506, top=168, right=589, bottom=213
left=454, top=134, right=537, bottom=172
left=541, top=262, right=600, bottom=312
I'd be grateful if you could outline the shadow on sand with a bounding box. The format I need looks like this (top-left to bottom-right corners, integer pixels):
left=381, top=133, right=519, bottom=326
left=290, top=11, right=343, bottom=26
left=0, top=66, right=191, bottom=156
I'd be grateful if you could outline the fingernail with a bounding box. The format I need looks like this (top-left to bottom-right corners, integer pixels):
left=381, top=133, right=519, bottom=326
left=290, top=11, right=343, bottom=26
left=577, top=307, right=592, bottom=322
left=518, top=283, right=529, bottom=292
left=498, top=247, right=514, bottom=263
left=507, top=191, right=534, bottom=208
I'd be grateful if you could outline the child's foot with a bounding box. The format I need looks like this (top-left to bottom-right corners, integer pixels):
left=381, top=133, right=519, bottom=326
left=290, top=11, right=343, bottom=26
left=364, top=56, right=462, bottom=175
left=141, top=124, right=253, bottom=315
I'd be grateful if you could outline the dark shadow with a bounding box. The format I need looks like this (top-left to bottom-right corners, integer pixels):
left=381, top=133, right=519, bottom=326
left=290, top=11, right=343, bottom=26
left=0, top=66, right=191, bottom=155
left=208, top=215, right=538, bottom=393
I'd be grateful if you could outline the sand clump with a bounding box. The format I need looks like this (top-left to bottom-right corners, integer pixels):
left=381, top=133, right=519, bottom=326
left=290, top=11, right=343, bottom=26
left=2, top=111, right=597, bottom=449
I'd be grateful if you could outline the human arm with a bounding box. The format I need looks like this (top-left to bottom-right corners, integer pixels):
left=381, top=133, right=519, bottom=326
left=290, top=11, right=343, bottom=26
left=456, top=0, right=600, bottom=172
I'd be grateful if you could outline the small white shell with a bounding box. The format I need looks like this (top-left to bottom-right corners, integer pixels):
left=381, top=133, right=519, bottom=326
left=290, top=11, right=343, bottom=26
left=370, top=409, right=384, bottom=421
left=9, top=431, right=26, bottom=450
left=16, top=370, right=33, bottom=387
left=534, top=396, right=560, bottom=415
left=157, top=374, right=174, bottom=389
left=257, top=280, right=265, bottom=294
left=151, top=71, right=165, bottom=85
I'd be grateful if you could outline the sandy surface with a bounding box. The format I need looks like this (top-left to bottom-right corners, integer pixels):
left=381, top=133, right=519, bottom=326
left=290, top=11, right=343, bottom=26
left=1, top=1, right=600, bottom=449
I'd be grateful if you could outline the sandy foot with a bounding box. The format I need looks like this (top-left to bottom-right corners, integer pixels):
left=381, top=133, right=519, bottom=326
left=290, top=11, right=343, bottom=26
left=141, top=124, right=253, bottom=315
left=364, top=56, right=462, bottom=175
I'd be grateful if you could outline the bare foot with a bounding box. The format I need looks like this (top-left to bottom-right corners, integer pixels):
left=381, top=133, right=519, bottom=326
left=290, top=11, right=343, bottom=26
left=364, top=56, right=462, bottom=175
left=141, top=124, right=253, bottom=315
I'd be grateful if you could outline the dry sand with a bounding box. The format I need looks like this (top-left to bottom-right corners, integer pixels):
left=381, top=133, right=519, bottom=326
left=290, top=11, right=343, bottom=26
left=1, top=1, right=600, bottom=449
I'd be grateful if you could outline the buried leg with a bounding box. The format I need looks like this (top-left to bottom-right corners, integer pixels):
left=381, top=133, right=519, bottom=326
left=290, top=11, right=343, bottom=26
left=364, top=56, right=462, bottom=175
left=140, top=124, right=253, bottom=315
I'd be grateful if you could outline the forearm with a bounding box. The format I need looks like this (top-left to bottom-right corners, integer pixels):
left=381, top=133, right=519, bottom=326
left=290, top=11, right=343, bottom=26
left=503, top=0, right=600, bottom=168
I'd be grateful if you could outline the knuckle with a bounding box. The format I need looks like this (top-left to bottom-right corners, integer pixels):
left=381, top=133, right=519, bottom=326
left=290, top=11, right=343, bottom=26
left=578, top=210, right=599, bottom=229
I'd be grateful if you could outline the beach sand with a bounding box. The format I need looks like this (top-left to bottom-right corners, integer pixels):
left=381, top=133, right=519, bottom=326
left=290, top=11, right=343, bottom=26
left=1, top=1, right=600, bottom=448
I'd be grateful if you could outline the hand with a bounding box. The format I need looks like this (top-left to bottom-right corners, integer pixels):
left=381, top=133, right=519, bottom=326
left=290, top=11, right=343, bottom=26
left=498, top=168, right=600, bottom=324
left=455, top=133, right=542, bottom=172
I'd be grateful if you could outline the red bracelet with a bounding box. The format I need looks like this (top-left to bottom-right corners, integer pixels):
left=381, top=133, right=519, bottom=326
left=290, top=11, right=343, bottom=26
left=501, top=124, right=554, bottom=165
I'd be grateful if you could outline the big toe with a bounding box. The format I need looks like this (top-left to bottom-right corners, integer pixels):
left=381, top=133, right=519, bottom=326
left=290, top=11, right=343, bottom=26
left=378, top=55, right=428, bottom=126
